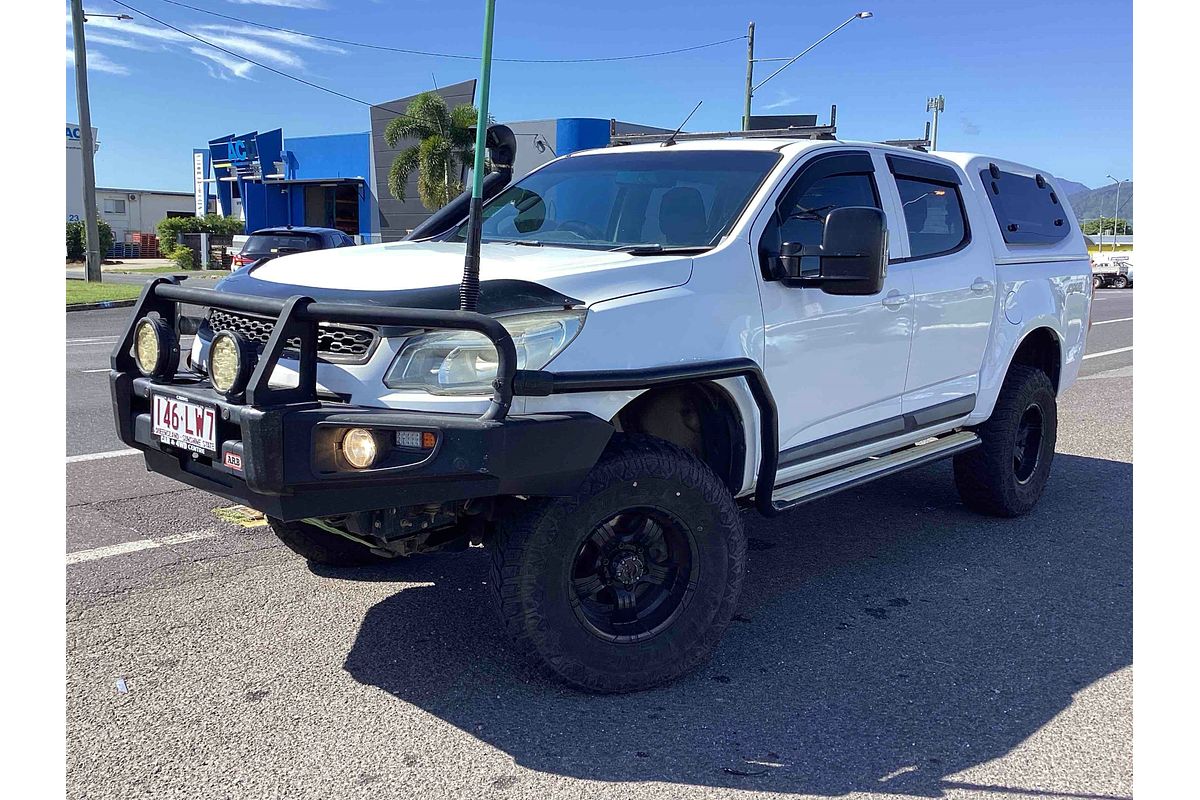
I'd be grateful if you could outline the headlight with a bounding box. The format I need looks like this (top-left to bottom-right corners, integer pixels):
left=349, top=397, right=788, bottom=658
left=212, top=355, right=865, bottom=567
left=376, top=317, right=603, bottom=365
left=384, top=309, right=586, bottom=395
left=133, top=317, right=177, bottom=380
left=209, top=331, right=254, bottom=396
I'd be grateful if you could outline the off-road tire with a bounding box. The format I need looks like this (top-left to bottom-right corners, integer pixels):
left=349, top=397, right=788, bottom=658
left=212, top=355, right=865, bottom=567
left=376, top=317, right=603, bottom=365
left=487, top=434, right=746, bottom=693
left=954, top=365, right=1057, bottom=517
left=269, top=518, right=389, bottom=567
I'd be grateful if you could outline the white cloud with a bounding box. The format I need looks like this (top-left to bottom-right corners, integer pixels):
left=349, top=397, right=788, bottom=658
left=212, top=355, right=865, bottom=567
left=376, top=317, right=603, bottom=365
left=761, top=92, right=801, bottom=111
left=197, top=33, right=305, bottom=69
left=224, top=0, right=328, bottom=8
left=194, top=24, right=346, bottom=54
left=64, top=5, right=346, bottom=83
left=189, top=47, right=256, bottom=80
left=79, top=31, right=154, bottom=51
left=66, top=47, right=130, bottom=76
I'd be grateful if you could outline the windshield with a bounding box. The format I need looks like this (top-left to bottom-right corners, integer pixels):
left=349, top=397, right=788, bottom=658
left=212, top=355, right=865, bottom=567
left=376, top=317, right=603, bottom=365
left=450, top=150, right=781, bottom=250
left=243, top=233, right=321, bottom=255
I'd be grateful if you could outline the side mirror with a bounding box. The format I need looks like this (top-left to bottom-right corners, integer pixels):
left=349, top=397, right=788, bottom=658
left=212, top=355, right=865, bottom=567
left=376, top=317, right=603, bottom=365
left=780, top=206, right=888, bottom=295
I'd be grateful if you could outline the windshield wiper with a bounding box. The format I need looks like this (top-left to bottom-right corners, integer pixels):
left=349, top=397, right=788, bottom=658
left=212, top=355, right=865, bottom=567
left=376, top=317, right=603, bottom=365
left=609, top=244, right=712, bottom=256
left=486, top=239, right=544, bottom=247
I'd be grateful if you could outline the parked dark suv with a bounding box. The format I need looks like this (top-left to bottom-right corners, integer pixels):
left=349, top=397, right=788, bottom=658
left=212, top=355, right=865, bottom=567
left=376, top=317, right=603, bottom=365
left=232, top=226, right=356, bottom=269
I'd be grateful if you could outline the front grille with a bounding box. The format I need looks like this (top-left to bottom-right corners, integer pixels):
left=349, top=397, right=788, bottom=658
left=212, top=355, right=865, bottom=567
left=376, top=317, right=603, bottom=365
left=207, top=309, right=378, bottom=363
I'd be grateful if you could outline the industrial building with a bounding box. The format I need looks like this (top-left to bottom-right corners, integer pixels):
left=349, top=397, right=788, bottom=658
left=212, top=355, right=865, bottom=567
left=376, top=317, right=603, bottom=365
left=197, top=80, right=666, bottom=242
left=68, top=122, right=199, bottom=257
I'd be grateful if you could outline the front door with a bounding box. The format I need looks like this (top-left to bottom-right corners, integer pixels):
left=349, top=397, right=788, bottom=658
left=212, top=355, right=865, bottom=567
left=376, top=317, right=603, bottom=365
left=756, top=150, right=915, bottom=461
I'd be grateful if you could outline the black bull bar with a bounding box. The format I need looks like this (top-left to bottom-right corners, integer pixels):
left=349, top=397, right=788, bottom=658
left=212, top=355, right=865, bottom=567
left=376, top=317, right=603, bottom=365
left=111, top=279, right=782, bottom=517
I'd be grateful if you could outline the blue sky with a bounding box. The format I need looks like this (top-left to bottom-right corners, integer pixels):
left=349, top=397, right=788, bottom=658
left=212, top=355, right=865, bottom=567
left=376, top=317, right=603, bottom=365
left=66, top=0, right=1131, bottom=192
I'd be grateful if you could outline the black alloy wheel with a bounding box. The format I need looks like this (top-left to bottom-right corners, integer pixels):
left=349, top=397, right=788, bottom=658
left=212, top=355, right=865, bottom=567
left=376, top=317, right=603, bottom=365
left=1013, top=403, right=1044, bottom=484
left=570, top=507, right=698, bottom=643
left=953, top=365, right=1058, bottom=517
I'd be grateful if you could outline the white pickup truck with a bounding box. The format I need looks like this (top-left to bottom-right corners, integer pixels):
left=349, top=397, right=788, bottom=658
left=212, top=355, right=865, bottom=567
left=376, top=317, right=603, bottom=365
left=112, top=133, right=1091, bottom=692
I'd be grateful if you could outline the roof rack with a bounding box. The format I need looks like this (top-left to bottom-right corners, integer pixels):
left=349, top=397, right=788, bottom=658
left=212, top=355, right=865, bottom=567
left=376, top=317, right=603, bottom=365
left=610, top=125, right=837, bottom=147
left=878, top=138, right=932, bottom=152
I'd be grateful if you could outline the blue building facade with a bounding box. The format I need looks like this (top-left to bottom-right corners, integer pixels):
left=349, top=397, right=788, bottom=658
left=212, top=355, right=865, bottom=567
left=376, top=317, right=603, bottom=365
left=206, top=128, right=376, bottom=240
left=201, top=106, right=664, bottom=241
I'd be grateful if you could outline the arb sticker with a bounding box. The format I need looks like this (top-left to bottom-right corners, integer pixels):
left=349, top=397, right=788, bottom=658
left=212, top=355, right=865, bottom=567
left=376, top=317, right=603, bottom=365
left=223, top=451, right=243, bottom=471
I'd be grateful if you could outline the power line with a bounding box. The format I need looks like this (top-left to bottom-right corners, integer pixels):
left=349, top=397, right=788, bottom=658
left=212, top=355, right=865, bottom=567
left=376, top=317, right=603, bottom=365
left=152, top=0, right=746, bottom=64
left=111, top=0, right=438, bottom=125
left=112, top=0, right=376, bottom=107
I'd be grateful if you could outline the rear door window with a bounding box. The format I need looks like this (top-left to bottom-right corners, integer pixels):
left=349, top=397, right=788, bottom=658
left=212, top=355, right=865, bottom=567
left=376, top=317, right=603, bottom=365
left=243, top=233, right=321, bottom=255
left=980, top=168, right=1070, bottom=244
left=896, top=178, right=968, bottom=258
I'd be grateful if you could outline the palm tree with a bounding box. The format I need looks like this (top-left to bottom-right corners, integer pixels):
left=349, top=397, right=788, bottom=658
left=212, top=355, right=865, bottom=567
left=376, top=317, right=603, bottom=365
left=384, top=92, right=479, bottom=211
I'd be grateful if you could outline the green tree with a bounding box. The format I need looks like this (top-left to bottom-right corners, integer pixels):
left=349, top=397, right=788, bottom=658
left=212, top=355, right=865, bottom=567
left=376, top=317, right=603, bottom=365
left=66, top=218, right=114, bottom=261
left=384, top=92, right=480, bottom=211
left=1080, top=217, right=1132, bottom=236
left=157, top=213, right=244, bottom=257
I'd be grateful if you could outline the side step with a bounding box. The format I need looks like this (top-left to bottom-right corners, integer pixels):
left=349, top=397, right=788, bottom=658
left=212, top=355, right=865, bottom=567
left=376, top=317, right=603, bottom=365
left=771, top=430, right=980, bottom=512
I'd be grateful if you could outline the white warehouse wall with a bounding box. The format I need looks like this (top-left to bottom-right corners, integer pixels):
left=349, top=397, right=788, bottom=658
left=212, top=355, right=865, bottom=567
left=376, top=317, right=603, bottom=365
left=95, top=188, right=196, bottom=244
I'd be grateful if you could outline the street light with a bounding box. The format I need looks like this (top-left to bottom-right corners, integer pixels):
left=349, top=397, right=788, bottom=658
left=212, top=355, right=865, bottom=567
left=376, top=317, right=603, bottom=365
left=1106, top=174, right=1129, bottom=251
left=743, top=12, right=872, bottom=131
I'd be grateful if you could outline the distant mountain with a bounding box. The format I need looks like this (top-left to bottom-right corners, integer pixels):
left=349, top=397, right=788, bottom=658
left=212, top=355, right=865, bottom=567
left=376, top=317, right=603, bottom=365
left=1053, top=178, right=1090, bottom=198
left=1067, top=181, right=1133, bottom=223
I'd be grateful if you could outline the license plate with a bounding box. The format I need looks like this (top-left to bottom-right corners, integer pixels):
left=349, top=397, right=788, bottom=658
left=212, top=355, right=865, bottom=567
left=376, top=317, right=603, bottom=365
left=152, top=394, right=217, bottom=455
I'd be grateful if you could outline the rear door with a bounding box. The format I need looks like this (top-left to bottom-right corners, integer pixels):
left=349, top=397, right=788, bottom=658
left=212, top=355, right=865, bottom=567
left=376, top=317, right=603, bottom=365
left=882, top=154, right=994, bottom=416
left=755, top=149, right=915, bottom=457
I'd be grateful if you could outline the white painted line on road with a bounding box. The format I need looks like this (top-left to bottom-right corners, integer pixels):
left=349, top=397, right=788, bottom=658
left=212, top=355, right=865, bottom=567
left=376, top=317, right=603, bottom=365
left=66, top=529, right=220, bottom=565
left=1083, top=346, right=1134, bottom=361
left=66, top=449, right=139, bottom=464
left=1091, top=317, right=1133, bottom=326
left=80, top=368, right=109, bottom=374
left=67, top=336, right=118, bottom=344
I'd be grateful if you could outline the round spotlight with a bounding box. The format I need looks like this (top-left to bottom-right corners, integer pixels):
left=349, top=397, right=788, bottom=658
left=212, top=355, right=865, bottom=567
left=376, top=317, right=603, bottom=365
left=341, top=428, right=379, bottom=469
left=133, top=317, right=177, bottom=379
left=209, top=331, right=253, bottom=396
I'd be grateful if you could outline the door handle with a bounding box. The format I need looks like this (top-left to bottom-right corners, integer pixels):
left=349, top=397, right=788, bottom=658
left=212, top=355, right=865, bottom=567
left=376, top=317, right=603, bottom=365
left=882, top=292, right=910, bottom=310
left=970, top=278, right=993, bottom=294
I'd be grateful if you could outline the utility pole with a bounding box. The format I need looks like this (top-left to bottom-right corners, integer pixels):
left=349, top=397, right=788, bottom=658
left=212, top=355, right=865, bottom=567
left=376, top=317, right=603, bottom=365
left=71, top=0, right=102, bottom=283
left=743, top=12, right=872, bottom=130
left=743, top=22, right=755, bottom=131
left=926, top=95, right=945, bottom=150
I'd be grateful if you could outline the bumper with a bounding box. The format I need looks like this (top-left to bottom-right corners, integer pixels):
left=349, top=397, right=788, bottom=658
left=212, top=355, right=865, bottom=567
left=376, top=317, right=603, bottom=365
left=111, top=279, right=782, bottom=519
left=112, top=372, right=613, bottom=521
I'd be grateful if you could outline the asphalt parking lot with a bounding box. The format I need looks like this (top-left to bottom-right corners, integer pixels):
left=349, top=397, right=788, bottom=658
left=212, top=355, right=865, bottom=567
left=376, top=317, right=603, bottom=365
left=65, top=290, right=1133, bottom=800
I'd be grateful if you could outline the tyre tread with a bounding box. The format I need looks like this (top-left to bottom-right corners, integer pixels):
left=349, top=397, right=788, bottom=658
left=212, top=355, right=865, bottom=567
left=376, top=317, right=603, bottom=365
left=487, top=434, right=745, bottom=692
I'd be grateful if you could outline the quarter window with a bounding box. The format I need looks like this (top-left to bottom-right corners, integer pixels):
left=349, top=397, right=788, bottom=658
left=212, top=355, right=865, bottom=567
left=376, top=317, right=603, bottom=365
left=980, top=168, right=1070, bottom=244
left=896, top=178, right=968, bottom=258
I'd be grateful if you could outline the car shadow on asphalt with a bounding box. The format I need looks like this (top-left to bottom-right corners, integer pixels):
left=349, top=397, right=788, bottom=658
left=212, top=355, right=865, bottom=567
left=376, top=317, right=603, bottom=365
left=333, top=453, right=1131, bottom=798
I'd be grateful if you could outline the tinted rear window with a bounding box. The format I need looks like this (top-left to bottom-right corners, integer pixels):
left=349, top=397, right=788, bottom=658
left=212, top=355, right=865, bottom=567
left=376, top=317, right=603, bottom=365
left=243, top=233, right=321, bottom=254
left=980, top=168, right=1070, bottom=244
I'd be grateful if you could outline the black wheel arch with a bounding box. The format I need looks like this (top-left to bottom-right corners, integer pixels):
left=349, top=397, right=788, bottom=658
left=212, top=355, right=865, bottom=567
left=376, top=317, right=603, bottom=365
left=613, top=381, right=747, bottom=495
left=1008, top=326, right=1063, bottom=394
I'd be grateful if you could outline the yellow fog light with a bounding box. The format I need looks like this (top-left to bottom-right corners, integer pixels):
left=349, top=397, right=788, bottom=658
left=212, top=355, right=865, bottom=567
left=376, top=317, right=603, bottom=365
left=133, top=317, right=176, bottom=379
left=209, top=331, right=252, bottom=396
left=341, top=428, right=379, bottom=469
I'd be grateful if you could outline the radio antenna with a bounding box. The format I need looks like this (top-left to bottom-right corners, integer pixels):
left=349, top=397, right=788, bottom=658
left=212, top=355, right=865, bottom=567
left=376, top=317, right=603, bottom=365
left=662, top=100, right=703, bottom=147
